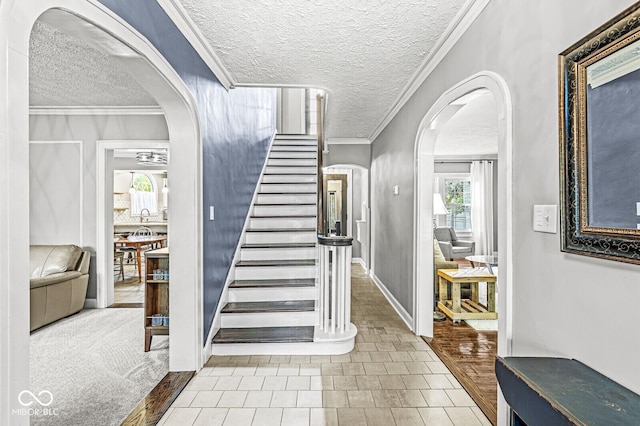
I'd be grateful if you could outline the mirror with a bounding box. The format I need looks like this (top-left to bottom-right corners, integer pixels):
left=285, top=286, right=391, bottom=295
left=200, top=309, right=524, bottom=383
left=560, top=3, right=640, bottom=264
left=323, top=174, right=347, bottom=236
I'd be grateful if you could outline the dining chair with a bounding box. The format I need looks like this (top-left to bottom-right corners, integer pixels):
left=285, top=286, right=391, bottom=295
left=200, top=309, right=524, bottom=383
left=113, top=250, right=125, bottom=281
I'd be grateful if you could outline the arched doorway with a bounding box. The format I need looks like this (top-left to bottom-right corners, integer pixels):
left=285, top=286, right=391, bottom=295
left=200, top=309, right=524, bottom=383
left=412, top=73, right=513, bottom=421
left=0, top=1, right=201, bottom=421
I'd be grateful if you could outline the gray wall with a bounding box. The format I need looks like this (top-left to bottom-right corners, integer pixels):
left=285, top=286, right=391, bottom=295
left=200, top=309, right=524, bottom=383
left=29, top=114, right=169, bottom=299
left=325, top=144, right=371, bottom=169
left=370, top=0, right=640, bottom=393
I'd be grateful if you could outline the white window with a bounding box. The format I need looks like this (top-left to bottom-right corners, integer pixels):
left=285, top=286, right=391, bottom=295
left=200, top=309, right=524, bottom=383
left=130, top=172, right=158, bottom=216
left=444, top=178, right=472, bottom=231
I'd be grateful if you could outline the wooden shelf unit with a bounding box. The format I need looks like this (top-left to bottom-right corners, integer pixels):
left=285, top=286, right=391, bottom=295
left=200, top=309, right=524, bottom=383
left=144, top=247, right=169, bottom=352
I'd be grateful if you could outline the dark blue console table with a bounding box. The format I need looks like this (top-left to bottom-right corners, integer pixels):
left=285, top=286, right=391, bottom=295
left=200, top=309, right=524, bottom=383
left=495, top=357, right=640, bottom=425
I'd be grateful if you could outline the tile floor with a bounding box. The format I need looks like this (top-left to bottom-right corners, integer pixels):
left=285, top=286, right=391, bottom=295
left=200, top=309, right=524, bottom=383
left=158, top=265, right=491, bottom=425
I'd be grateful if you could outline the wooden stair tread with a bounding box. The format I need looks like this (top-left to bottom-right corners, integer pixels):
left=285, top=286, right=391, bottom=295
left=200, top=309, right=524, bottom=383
left=260, top=182, right=316, bottom=185
left=253, top=203, right=316, bottom=206
left=222, top=300, right=315, bottom=314
left=229, top=278, right=316, bottom=288
left=263, top=173, right=316, bottom=176
left=246, top=228, right=316, bottom=232
left=212, top=326, right=315, bottom=344
left=250, top=215, right=316, bottom=218
left=242, top=242, right=316, bottom=248
left=236, top=259, right=315, bottom=267
left=258, top=192, right=316, bottom=195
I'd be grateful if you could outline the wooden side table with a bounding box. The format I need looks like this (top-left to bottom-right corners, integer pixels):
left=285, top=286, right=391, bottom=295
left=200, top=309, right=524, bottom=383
left=437, top=268, right=497, bottom=323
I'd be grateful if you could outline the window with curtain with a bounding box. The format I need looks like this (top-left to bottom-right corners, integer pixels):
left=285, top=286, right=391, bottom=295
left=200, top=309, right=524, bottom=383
left=444, top=179, right=472, bottom=230
left=130, top=173, right=158, bottom=216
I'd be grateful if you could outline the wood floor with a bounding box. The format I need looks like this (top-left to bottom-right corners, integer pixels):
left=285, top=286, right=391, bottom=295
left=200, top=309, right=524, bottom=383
left=424, top=314, right=497, bottom=425
left=121, top=371, right=195, bottom=426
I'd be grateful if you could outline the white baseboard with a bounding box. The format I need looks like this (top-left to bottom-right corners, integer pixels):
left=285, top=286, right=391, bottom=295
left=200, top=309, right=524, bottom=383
left=369, top=272, right=413, bottom=331
left=351, top=257, right=365, bottom=268
left=83, top=299, right=97, bottom=309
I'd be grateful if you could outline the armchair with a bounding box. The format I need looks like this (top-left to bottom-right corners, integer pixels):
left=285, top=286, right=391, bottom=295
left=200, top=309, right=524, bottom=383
left=434, top=227, right=475, bottom=260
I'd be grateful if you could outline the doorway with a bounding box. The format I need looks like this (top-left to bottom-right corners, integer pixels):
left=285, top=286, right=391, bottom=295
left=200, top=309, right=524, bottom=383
left=0, top=2, right=202, bottom=420
left=111, top=148, right=170, bottom=306
left=324, top=174, right=348, bottom=235
left=324, top=165, right=371, bottom=271
left=413, top=72, right=513, bottom=425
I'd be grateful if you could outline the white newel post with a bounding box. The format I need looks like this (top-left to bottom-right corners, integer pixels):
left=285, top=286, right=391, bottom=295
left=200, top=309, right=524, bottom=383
left=318, top=236, right=355, bottom=335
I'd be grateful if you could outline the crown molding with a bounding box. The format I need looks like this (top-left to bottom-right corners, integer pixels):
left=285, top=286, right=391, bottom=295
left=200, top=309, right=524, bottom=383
left=368, top=0, right=491, bottom=142
left=157, top=0, right=235, bottom=90
left=326, top=138, right=372, bottom=145
left=29, top=106, right=164, bottom=116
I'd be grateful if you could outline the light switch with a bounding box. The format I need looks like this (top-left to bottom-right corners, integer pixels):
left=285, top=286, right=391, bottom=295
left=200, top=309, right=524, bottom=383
left=209, top=206, right=215, bottom=221
left=533, top=205, right=557, bottom=233
left=636, top=202, right=640, bottom=216
left=392, top=185, right=399, bottom=196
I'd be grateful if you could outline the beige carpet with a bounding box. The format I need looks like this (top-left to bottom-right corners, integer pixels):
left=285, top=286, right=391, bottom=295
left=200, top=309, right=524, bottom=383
left=30, top=308, right=168, bottom=426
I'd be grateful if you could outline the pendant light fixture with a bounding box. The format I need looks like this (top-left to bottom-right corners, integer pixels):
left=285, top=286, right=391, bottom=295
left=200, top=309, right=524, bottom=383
left=128, top=171, right=136, bottom=194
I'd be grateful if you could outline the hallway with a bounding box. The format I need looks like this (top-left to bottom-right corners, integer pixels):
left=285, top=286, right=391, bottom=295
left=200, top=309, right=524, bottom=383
left=158, top=265, right=490, bottom=425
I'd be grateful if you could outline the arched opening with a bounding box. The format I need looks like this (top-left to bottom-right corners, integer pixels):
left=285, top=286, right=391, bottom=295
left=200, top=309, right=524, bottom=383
left=0, top=1, right=201, bottom=421
left=324, top=163, right=371, bottom=271
left=413, top=72, right=513, bottom=423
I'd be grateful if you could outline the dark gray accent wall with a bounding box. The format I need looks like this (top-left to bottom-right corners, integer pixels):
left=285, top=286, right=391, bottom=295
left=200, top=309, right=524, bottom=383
left=98, top=0, right=276, bottom=341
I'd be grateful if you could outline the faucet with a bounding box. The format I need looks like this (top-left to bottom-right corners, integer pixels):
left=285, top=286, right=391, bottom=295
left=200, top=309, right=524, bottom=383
left=140, top=208, right=151, bottom=223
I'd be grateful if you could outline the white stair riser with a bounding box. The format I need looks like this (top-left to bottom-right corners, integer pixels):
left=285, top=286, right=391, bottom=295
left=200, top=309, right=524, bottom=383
left=220, top=311, right=318, bottom=328
left=235, top=265, right=316, bottom=280
left=272, top=146, right=316, bottom=153
left=268, top=158, right=316, bottom=167
left=273, top=139, right=317, bottom=146
left=262, top=174, right=316, bottom=184
left=240, top=247, right=317, bottom=261
left=256, top=193, right=316, bottom=204
left=269, top=151, right=316, bottom=159
left=265, top=166, right=316, bottom=174
left=260, top=183, right=316, bottom=193
left=229, top=286, right=318, bottom=302
left=245, top=231, right=316, bottom=244
left=253, top=205, right=316, bottom=216
left=249, top=217, right=316, bottom=229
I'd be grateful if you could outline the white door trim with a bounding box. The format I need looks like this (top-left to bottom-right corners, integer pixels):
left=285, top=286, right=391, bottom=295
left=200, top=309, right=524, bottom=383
left=0, top=1, right=203, bottom=421
left=412, top=71, right=513, bottom=424
left=96, top=140, right=170, bottom=309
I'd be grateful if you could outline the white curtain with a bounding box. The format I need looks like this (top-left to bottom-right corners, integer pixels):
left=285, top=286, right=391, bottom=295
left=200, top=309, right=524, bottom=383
left=130, top=191, right=158, bottom=215
left=470, top=160, right=494, bottom=255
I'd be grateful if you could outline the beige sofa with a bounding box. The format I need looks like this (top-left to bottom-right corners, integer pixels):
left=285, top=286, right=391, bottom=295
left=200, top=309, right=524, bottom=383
left=30, top=245, right=90, bottom=331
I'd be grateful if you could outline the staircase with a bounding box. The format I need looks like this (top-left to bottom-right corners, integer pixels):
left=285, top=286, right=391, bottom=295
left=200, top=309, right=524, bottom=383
left=212, top=135, right=330, bottom=355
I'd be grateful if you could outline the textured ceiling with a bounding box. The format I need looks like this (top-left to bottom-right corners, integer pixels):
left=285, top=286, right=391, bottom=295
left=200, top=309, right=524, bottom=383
left=178, top=0, right=467, bottom=139
left=434, top=91, right=498, bottom=157
left=29, top=20, right=157, bottom=107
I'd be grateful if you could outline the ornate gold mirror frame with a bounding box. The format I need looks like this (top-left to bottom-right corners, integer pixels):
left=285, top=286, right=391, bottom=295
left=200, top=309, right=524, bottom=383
left=560, top=2, right=640, bottom=264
